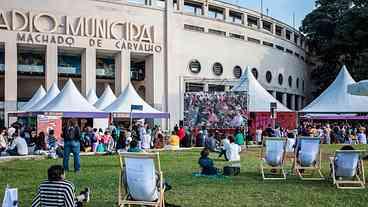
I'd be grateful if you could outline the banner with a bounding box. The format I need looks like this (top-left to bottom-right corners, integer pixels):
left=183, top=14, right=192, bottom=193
left=37, top=115, right=62, bottom=140
left=184, top=91, right=248, bottom=128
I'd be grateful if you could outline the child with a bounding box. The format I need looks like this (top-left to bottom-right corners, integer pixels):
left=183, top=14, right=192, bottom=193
left=198, top=148, right=218, bottom=175
left=128, top=140, right=143, bottom=152
left=47, top=129, right=57, bottom=150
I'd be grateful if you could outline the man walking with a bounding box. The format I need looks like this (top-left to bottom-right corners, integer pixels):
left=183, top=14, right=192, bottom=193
left=63, top=119, right=81, bottom=172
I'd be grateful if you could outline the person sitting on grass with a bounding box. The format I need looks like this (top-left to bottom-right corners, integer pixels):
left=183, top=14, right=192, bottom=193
left=128, top=139, right=143, bottom=152
left=165, top=131, right=180, bottom=150
left=198, top=148, right=218, bottom=175
left=31, top=165, right=90, bottom=207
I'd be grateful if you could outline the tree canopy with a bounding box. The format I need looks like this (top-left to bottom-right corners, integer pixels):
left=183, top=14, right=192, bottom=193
left=301, top=0, right=368, bottom=95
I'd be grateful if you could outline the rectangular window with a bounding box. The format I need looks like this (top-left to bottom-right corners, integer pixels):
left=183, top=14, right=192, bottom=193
left=286, top=30, right=291, bottom=40
left=184, top=24, right=205, bottom=32
left=0, top=51, right=4, bottom=72
left=229, top=11, right=242, bottom=24
left=185, top=82, right=204, bottom=92
left=17, top=53, right=45, bottom=74
left=208, top=6, right=224, bottom=20
left=58, top=55, right=81, bottom=76
left=183, top=1, right=203, bottom=15
left=276, top=45, right=284, bottom=51
left=295, top=53, right=300, bottom=58
left=262, top=41, right=274, bottom=47
left=262, top=20, right=272, bottom=32
left=286, top=49, right=293, bottom=54
left=247, top=15, right=259, bottom=28
left=208, top=29, right=226, bottom=36
left=96, top=58, right=115, bottom=78
left=301, top=56, right=305, bottom=61
left=248, top=37, right=261, bottom=44
left=275, top=25, right=283, bottom=36
left=230, top=33, right=245, bottom=40
left=294, top=34, right=299, bottom=44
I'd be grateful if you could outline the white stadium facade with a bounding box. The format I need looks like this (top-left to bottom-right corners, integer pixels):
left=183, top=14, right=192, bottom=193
left=0, top=0, right=311, bottom=127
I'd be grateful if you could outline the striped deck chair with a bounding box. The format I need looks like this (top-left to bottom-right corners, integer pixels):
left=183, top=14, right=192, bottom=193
left=293, top=137, right=324, bottom=180
left=260, top=137, right=287, bottom=180
left=330, top=150, right=365, bottom=189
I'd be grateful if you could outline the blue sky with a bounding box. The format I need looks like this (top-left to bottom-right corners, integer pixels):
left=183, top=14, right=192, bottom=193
left=225, top=0, right=315, bottom=29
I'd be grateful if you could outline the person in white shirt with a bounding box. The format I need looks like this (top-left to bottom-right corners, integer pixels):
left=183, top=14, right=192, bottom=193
left=225, top=136, right=241, bottom=163
left=255, top=128, right=263, bottom=145
left=218, top=135, right=230, bottom=160
left=142, top=128, right=152, bottom=150
left=7, top=133, right=28, bottom=156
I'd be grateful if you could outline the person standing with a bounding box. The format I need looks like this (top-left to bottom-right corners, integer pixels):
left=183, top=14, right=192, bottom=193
left=255, top=127, right=263, bottom=145
left=234, top=128, right=245, bottom=146
left=62, top=119, right=81, bottom=172
left=177, top=124, right=185, bottom=147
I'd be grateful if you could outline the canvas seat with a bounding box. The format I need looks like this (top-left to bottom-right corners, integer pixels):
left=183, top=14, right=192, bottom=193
left=260, top=137, right=287, bottom=180
left=330, top=150, right=365, bottom=189
left=293, top=137, right=324, bottom=180
left=118, top=152, right=165, bottom=207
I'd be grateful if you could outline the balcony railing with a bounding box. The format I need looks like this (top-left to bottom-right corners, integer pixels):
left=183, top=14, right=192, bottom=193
left=17, top=64, right=44, bottom=73
left=58, top=66, right=80, bottom=75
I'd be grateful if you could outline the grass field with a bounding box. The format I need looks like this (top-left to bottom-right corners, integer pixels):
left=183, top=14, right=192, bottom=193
left=1, top=145, right=368, bottom=207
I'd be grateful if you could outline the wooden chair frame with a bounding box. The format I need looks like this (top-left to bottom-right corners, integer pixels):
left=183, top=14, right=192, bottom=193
left=293, top=137, right=324, bottom=180
left=260, top=137, right=287, bottom=180
left=118, top=152, right=165, bottom=207
left=330, top=150, right=365, bottom=189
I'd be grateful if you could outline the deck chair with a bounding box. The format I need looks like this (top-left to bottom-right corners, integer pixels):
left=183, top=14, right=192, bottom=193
left=293, top=137, right=324, bottom=180
left=260, top=137, right=287, bottom=180
left=118, top=152, right=165, bottom=207
left=330, top=150, right=365, bottom=189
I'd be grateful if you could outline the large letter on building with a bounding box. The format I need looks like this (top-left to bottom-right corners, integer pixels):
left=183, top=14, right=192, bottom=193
left=66, top=16, right=84, bottom=36
left=0, top=11, right=10, bottom=30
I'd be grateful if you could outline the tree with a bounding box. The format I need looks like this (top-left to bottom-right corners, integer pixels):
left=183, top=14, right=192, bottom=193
left=301, top=0, right=368, bottom=95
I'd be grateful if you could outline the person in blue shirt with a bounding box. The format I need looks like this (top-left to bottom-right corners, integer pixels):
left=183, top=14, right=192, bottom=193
left=198, top=148, right=218, bottom=175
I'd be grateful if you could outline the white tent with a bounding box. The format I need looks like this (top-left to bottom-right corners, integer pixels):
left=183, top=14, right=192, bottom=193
left=20, top=85, right=46, bottom=111
left=94, top=85, right=116, bottom=110
left=232, top=67, right=291, bottom=112
left=41, top=79, right=101, bottom=112
left=301, top=65, right=368, bottom=113
left=104, top=83, right=169, bottom=118
left=29, top=82, right=60, bottom=111
left=86, top=89, right=98, bottom=104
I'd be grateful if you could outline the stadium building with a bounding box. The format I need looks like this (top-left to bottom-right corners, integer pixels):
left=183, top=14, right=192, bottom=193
left=0, top=0, right=311, bottom=127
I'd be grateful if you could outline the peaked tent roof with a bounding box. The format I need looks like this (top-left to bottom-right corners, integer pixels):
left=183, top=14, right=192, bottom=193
left=104, top=83, right=170, bottom=118
left=86, top=89, right=98, bottom=104
left=94, top=85, right=116, bottom=110
left=41, top=79, right=102, bottom=114
left=301, top=65, right=368, bottom=113
left=29, top=82, right=60, bottom=111
left=232, top=67, right=291, bottom=112
left=20, top=85, right=46, bottom=111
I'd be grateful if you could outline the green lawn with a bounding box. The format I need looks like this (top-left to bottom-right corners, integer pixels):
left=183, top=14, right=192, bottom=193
left=1, top=145, right=368, bottom=207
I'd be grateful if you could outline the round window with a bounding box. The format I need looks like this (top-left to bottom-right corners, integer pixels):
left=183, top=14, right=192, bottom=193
left=266, top=71, right=272, bottom=83
left=188, top=59, right=201, bottom=73
left=296, top=78, right=300, bottom=88
left=288, top=76, right=292, bottom=87
left=251, top=68, right=258, bottom=79
left=213, top=62, right=223, bottom=76
left=278, top=74, right=283, bottom=85
left=233, top=66, right=242, bottom=78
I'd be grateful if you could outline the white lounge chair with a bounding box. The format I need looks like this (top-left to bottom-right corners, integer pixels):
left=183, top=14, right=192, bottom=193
left=330, top=150, right=365, bottom=189
left=118, top=152, right=165, bottom=207
left=260, top=137, right=287, bottom=180
left=293, top=137, right=324, bottom=180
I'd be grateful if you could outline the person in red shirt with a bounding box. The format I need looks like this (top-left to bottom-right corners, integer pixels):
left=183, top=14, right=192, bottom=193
left=177, top=124, right=186, bottom=147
